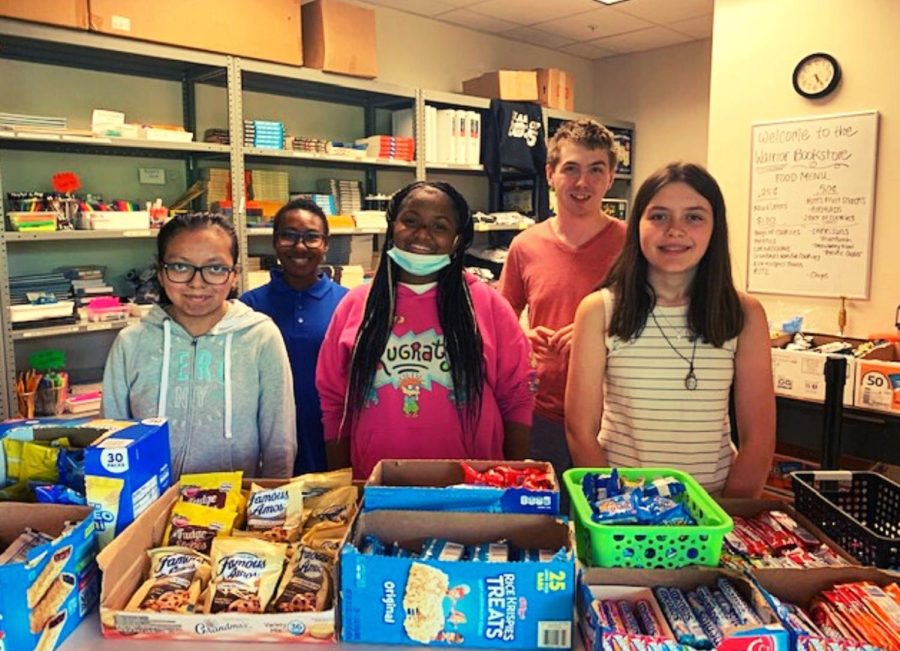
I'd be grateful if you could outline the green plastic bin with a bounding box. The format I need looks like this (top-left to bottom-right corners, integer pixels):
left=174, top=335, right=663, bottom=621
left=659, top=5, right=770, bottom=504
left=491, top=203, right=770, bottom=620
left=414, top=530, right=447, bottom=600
left=562, top=467, right=733, bottom=569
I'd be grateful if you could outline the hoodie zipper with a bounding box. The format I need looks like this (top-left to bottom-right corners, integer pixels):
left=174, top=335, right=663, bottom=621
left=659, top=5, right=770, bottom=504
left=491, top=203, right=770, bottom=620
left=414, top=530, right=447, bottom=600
left=177, top=336, right=199, bottom=477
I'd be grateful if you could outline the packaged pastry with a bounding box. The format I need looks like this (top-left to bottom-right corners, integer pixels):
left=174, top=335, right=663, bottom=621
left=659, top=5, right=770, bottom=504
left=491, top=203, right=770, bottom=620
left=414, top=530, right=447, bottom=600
left=244, top=481, right=304, bottom=542
left=126, top=546, right=211, bottom=613
left=205, top=537, right=286, bottom=614
left=179, top=471, right=243, bottom=512
left=302, top=485, right=356, bottom=531
left=85, top=475, right=125, bottom=548
left=164, top=501, right=236, bottom=555
left=268, top=544, right=332, bottom=613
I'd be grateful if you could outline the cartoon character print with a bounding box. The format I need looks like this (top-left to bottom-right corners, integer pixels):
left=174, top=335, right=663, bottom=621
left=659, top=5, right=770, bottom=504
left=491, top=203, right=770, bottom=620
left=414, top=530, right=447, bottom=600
left=399, top=374, right=422, bottom=418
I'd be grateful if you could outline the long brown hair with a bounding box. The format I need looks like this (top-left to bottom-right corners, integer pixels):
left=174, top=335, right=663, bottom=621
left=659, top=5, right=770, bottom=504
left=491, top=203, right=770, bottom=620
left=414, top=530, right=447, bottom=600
left=601, top=162, right=743, bottom=347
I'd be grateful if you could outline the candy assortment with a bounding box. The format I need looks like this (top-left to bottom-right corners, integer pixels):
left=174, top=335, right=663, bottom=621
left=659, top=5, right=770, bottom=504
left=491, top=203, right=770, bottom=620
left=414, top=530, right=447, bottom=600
left=359, top=534, right=563, bottom=563
left=460, top=461, right=554, bottom=490
left=721, top=510, right=850, bottom=569
left=581, top=469, right=695, bottom=526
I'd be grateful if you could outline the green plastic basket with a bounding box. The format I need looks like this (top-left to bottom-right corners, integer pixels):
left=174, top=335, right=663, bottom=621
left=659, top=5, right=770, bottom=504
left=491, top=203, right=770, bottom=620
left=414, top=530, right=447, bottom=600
left=562, top=467, right=734, bottom=569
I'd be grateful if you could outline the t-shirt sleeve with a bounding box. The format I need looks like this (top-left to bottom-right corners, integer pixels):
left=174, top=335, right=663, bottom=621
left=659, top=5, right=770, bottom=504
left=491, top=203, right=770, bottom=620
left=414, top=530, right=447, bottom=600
left=498, top=240, right=527, bottom=315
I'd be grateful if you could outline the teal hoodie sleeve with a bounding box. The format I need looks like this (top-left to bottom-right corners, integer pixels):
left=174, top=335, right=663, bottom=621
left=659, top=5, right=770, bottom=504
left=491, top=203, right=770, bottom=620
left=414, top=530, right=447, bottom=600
left=255, top=320, right=297, bottom=477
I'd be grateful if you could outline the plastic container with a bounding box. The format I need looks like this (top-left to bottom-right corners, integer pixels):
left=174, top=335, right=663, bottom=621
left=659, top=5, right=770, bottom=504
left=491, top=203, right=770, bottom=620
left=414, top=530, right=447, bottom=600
left=792, top=470, right=900, bottom=569
left=9, top=301, right=75, bottom=323
left=83, top=210, right=150, bottom=230
left=563, top=467, right=734, bottom=569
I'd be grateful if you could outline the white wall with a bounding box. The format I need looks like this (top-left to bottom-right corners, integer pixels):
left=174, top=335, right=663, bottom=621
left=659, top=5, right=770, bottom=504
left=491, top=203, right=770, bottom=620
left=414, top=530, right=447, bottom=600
left=708, top=0, right=899, bottom=337
left=592, top=39, right=712, bottom=201
left=369, top=4, right=595, bottom=112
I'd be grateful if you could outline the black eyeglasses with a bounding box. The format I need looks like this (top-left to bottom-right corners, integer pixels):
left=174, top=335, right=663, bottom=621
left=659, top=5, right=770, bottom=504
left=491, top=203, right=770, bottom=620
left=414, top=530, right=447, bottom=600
left=275, top=230, right=327, bottom=249
left=161, top=262, right=237, bottom=285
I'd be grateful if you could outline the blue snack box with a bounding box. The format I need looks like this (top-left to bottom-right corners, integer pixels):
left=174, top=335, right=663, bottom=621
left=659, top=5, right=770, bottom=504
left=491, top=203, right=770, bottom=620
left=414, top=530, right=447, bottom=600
left=0, top=503, right=98, bottom=651
left=340, top=509, right=575, bottom=648
left=83, top=418, right=171, bottom=547
left=363, top=459, right=560, bottom=515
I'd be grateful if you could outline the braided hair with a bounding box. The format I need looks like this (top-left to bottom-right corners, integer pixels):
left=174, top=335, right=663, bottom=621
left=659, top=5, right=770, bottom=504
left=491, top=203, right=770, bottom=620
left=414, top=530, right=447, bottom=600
left=345, top=181, right=485, bottom=437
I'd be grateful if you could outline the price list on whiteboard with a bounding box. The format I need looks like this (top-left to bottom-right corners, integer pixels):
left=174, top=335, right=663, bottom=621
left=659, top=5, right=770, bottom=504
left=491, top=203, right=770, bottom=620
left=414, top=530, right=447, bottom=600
left=747, top=111, right=879, bottom=298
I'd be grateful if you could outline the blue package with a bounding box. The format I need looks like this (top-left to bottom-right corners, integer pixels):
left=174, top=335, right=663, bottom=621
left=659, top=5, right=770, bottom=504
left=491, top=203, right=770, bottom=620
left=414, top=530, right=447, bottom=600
left=361, top=534, right=386, bottom=555
left=591, top=493, right=639, bottom=524
left=33, top=483, right=86, bottom=505
left=640, top=476, right=686, bottom=499
left=634, top=495, right=696, bottom=525
left=56, top=447, right=85, bottom=493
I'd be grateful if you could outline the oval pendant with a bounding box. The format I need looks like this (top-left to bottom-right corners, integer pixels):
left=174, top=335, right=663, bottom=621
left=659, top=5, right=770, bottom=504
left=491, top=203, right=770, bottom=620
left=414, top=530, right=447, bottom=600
left=685, top=372, right=698, bottom=391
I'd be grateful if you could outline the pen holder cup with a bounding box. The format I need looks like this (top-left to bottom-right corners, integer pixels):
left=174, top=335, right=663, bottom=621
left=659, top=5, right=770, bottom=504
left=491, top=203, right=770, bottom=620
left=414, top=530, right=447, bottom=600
left=36, top=386, right=66, bottom=416
left=17, top=391, right=36, bottom=418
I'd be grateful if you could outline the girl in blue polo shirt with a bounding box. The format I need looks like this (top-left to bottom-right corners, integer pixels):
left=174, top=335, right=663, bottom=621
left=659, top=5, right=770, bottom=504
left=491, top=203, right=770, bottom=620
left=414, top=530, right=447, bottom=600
left=241, top=198, right=349, bottom=474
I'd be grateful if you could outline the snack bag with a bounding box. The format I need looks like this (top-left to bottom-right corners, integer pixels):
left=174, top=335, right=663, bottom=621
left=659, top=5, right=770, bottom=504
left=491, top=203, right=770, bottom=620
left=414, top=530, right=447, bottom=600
left=164, top=501, right=236, bottom=555
left=302, top=485, right=356, bottom=532
left=179, top=471, right=243, bottom=512
left=268, top=544, right=332, bottom=613
left=205, top=537, right=287, bottom=614
left=244, top=481, right=304, bottom=542
left=126, top=546, right=211, bottom=613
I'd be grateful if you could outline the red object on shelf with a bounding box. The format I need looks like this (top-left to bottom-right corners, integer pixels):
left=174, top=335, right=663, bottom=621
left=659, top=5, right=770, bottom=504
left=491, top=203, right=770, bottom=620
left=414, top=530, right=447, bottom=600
left=52, top=171, right=81, bottom=194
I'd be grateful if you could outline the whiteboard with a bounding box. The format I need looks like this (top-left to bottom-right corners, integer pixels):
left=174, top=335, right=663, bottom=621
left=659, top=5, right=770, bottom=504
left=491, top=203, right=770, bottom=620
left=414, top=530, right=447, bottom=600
left=747, top=111, right=879, bottom=298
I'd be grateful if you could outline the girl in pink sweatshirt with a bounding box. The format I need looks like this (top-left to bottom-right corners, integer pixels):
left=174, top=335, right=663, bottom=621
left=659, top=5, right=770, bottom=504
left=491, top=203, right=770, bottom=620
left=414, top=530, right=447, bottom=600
left=316, top=181, right=536, bottom=479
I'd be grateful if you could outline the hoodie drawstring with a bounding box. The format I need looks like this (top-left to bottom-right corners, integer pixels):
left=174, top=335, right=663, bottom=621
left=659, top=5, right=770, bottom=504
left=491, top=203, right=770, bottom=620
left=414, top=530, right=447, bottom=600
left=158, top=318, right=171, bottom=418
left=224, top=331, right=233, bottom=439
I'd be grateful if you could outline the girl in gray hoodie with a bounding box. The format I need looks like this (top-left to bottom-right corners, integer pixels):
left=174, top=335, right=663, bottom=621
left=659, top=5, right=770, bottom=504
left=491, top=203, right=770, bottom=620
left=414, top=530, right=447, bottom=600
left=102, top=213, right=297, bottom=478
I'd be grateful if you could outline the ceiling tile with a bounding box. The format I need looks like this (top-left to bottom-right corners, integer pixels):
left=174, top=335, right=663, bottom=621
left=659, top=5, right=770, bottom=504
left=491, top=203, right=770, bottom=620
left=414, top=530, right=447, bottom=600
left=357, top=0, right=462, bottom=16
left=439, top=0, right=488, bottom=6
left=669, top=13, right=713, bottom=39
left=558, top=40, right=618, bottom=60
left=466, top=0, right=595, bottom=25
left=537, top=6, right=654, bottom=42
left=612, top=0, right=713, bottom=25
left=591, top=25, right=692, bottom=54
left=438, top=7, right=521, bottom=32
left=501, top=25, right=575, bottom=49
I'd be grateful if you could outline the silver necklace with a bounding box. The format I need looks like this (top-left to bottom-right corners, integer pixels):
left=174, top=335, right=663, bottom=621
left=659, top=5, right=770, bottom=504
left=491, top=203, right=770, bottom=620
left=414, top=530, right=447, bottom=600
left=650, top=311, right=698, bottom=390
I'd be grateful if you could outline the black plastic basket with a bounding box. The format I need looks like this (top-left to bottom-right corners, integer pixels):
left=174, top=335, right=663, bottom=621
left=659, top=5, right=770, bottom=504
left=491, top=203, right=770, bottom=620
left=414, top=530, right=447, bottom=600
left=791, top=470, right=900, bottom=569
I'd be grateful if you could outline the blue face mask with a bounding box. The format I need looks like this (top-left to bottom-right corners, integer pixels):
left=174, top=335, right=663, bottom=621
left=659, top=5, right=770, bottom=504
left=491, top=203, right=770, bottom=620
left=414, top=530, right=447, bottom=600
left=386, top=247, right=452, bottom=277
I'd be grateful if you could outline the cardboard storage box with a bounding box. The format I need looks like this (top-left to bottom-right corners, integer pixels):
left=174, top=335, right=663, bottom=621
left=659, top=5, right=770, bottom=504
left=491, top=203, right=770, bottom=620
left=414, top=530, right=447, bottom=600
left=340, top=509, right=575, bottom=648
left=84, top=418, right=172, bottom=548
left=769, top=333, right=860, bottom=405
left=364, top=459, right=559, bottom=515
left=579, top=567, right=789, bottom=651
left=462, top=70, right=539, bottom=102
left=751, top=565, right=900, bottom=651
left=578, top=582, right=674, bottom=651
left=534, top=68, right=562, bottom=109
left=0, top=0, right=88, bottom=29
left=854, top=341, right=900, bottom=414
left=302, top=0, right=377, bottom=78
left=0, top=503, right=98, bottom=651
left=561, top=70, right=574, bottom=111
left=97, top=479, right=343, bottom=643
left=88, top=0, right=303, bottom=65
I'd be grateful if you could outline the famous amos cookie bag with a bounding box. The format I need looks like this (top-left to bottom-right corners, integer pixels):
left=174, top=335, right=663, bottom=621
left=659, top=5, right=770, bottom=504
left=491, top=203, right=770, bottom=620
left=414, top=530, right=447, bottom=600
left=126, top=546, right=211, bottom=613
left=204, top=537, right=286, bottom=614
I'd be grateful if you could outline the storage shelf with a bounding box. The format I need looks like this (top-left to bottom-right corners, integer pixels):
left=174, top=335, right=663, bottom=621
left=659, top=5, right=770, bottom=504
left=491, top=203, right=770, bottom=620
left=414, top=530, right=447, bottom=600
left=243, top=147, right=416, bottom=170
left=247, top=226, right=386, bottom=236
left=422, top=90, right=491, bottom=110
left=3, top=229, right=159, bottom=242
left=11, top=318, right=139, bottom=341
left=0, top=131, right=231, bottom=158
left=425, top=162, right=485, bottom=174
left=0, top=18, right=228, bottom=80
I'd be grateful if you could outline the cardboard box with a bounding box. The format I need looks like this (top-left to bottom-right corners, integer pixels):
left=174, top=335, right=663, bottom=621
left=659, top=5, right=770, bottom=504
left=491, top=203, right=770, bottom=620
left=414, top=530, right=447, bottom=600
left=751, top=566, right=899, bottom=650
left=302, top=0, right=377, bottom=78
left=717, top=498, right=859, bottom=566
left=579, top=567, right=789, bottom=651
left=0, top=0, right=88, bottom=29
left=769, top=333, right=861, bottom=405
left=97, top=479, right=342, bottom=642
left=340, top=509, right=575, bottom=648
left=0, top=503, right=98, bottom=651
left=462, top=70, right=539, bottom=102
left=84, top=418, right=171, bottom=548
left=561, top=70, right=574, bottom=112
left=88, top=0, right=303, bottom=66
left=854, top=341, right=900, bottom=414
left=578, top=582, right=674, bottom=651
left=534, top=68, right=562, bottom=109
left=363, top=459, right=559, bottom=515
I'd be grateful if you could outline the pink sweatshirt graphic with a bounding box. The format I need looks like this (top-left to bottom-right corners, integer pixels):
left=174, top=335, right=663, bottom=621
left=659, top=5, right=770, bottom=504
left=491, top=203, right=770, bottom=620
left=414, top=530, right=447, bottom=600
left=316, top=274, right=535, bottom=479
